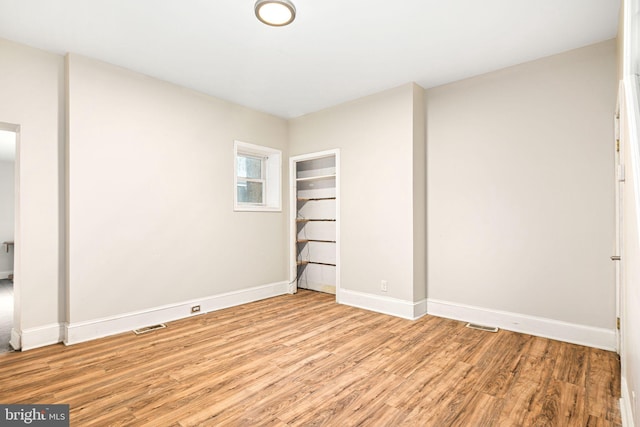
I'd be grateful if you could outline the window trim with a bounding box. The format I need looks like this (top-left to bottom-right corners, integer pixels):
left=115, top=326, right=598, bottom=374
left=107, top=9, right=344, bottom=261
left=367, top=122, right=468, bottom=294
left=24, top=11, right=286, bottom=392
left=234, top=140, right=282, bottom=212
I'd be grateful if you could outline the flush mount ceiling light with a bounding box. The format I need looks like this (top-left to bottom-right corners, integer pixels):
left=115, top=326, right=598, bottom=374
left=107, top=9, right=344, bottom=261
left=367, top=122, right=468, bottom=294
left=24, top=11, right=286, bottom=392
left=255, top=0, right=296, bottom=27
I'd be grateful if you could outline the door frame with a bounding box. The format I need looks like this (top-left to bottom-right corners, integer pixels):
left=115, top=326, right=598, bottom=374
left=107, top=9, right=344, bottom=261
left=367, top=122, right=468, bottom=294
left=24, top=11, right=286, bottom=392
left=289, top=149, right=341, bottom=302
left=614, top=83, right=624, bottom=355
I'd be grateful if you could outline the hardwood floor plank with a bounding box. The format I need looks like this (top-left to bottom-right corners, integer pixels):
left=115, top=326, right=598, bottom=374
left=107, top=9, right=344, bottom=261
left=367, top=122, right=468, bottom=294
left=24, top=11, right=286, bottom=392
left=319, top=367, right=407, bottom=426
left=496, top=353, right=557, bottom=425
left=553, top=343, right=589, bottom=387
left=531, top=379, right=587, bottom=427
left=446, top=391, right=503, bottom=427
left=0, top=290, right=621, bottom=426
left=586, top=347, right=622, bottom=425
left=271, top=366, right=374, bottom=425
left=347, top=403, right=409, bottom=427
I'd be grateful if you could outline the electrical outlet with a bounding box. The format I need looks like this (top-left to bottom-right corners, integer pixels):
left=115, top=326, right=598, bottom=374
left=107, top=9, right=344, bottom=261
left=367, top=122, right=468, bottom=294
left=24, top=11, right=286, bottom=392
left=191, top=305, right=201, bottom=314
left=381, top=280, right=388, bottom=292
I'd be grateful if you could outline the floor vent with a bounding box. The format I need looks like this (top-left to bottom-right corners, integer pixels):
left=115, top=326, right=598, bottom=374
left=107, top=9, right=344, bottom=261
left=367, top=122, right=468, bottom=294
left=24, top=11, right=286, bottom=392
left=133, top=324, right=167, bottom=335
left=465, top=323, right=499, bottom=333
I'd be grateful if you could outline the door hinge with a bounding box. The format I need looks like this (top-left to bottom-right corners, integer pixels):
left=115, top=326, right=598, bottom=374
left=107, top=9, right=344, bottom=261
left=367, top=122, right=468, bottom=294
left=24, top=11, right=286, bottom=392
left=617, top=317, right=621, bottom=330
left=616, top=139, right=620, bottom=152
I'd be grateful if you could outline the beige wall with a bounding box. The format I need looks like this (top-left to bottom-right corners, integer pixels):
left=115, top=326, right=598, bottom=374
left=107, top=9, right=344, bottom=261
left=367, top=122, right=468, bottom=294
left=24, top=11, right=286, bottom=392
left=289, top=83, right=426, bottom=303
left=0, top=34, right=618, bottom=348
left=412, top=85, right=427, bottom=301
left=0, top=39, right=65, bottom=333
left=618, top=0, right=625, bottom=80
left=67, top=54, right=288, bottom=322
left=426, top=40, right=617, bottom=328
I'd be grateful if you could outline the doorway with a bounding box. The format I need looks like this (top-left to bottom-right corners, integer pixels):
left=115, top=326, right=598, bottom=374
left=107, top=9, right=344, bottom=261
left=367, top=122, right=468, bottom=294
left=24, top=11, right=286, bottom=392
left=289, top=150, right=340, bottom=300
left=0, top=128, right=16, bottom=353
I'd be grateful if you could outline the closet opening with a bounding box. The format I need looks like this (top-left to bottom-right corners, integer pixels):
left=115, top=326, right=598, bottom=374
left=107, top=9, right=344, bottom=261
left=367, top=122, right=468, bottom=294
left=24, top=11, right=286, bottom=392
left=0, top=127, right=16, bottom=353
left=289, top=150, right=340, bottom=299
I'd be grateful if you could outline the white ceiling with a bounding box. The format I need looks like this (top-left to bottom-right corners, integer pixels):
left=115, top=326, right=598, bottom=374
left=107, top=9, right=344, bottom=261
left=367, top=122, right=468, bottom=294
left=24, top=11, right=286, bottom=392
left=0, top=130, right=15, bottom=162
left=0, top=0, right=620, bottom=118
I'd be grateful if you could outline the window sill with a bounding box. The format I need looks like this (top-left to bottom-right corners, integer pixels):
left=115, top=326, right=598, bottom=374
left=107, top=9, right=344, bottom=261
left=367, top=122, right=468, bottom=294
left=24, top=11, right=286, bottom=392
left=234, top=205, right=282, bottom=212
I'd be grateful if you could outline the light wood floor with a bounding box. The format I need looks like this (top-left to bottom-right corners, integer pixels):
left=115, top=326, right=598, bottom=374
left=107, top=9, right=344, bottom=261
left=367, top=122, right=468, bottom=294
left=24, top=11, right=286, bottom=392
left=0, top=290, right=621, bottom=426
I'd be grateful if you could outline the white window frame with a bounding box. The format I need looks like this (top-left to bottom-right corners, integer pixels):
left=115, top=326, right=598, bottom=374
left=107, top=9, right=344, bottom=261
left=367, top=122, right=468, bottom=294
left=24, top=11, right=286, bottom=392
left=234, top=140, right=282, bottom=212
left=237, top=153, right=266, bottom=205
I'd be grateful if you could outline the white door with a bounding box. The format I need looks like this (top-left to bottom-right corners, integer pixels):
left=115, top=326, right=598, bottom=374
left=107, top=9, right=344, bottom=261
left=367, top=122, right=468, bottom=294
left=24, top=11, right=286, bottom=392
left=613, top=98, right=624, bottom=354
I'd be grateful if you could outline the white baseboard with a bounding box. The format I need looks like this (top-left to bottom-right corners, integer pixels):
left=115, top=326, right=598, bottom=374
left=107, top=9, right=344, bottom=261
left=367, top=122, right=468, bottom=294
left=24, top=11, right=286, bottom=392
left=621, top=377, right=636, bottom=427
left=18, top=323, right=65, bottom=351
left=426, top=298, right=616, bottom=351
left=339, top=289, right=427, bottom=320
left=0, top=270, right=13, bottom=279
left=10, top=328, right=21, bottom=350
left=65, top=281, right=289, bottom=346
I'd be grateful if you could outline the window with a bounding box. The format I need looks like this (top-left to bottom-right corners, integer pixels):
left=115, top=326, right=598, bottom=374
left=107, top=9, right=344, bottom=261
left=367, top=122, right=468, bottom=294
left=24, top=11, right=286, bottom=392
left=237, top=154, right=265, bottom=205
left=234, top=140, right=281, bottom=211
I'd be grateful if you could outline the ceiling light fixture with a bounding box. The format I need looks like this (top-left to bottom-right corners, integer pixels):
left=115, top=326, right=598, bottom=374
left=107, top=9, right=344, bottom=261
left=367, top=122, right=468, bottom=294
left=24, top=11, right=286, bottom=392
left=255, top=0, right=296, bottom=27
